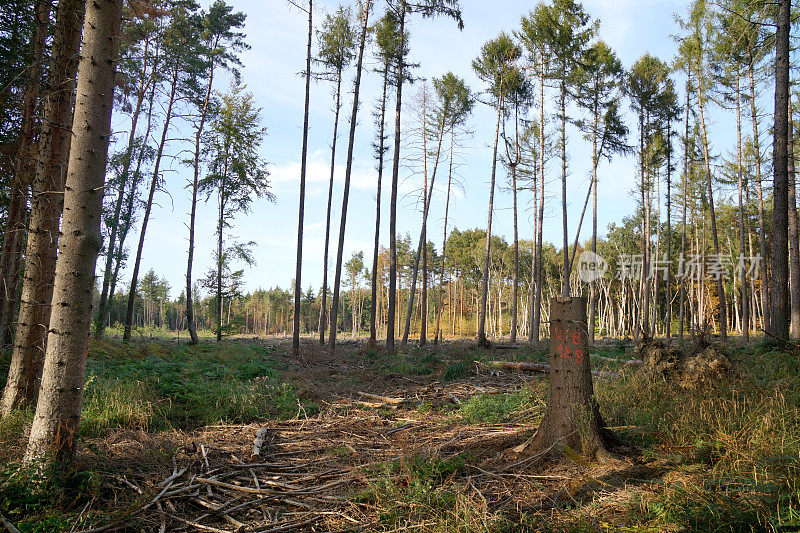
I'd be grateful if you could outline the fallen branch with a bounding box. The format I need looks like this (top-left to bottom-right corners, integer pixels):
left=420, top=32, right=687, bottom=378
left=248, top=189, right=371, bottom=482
left=593, top=355, right=641, bottom=367
left=0, top=513, right=20, bottom=533
left=357, top=391, right=405, bottom=405
left=196, top=477, right=273, bottom=495
left=761, top=328, right=800, bottom=350
left=481, top=360, right=549, bottom=372
left=481, top=360, right=619, bottom=380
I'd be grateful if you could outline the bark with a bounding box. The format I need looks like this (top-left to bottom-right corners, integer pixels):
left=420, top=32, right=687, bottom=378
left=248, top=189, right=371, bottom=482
left=697, top=90, right=727, bottom=340
left=369, top=60, right=389, bottom=348
left=770, top=0, right=790, bottom=341
left=477, top=93, right=503, bottom=346
left=435, top=130, right=455, bottom=343
left=387, top=6, right=406, bottom=354
left=186, top=37, right=219, bottom=346
left=749, top=61, right=770, bottom=331
left=320, top=72, right=342, bottom=345
left=1, top=0, right=83, bottom=415
left=327, top=0, right=370, bottom=356
left=736, top=71, right=749, bottom=341
left=123, top=62, right=179, bottom=342
left=0, top=0, right=52, bottom=346
left=292, top=0, right=312, bottom=357
left=24, top=0, right=123, bottom=465
left=788, top=100, right=799, bottom=339
left=514, top=297, right=615, bottom=460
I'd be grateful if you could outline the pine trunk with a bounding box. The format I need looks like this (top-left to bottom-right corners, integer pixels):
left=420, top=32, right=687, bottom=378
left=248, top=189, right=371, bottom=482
left=186, top=38, right=218, bottom=346
left=327, top=0, right=370, bottom=356
left=477, top=94, right=503, bottom=346
left=292, top=0, right=312, bottom=357
left=321, top=73, right=343, bottom=345
left=369, top=62, right=389, bottom=349
left=387, top=6, right=406, bottom=354
left=787, top=100, right=799, bottom=339
left=123, top=63, right=179, bottom=342
left=24, top=0, right=123, bottom=464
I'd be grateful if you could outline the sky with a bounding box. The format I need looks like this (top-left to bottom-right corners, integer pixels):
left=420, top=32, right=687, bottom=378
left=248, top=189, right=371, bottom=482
left=109, top=0, right=763, bottom=299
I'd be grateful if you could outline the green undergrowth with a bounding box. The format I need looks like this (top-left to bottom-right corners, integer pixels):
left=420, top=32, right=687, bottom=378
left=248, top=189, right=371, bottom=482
left=0, top=339, right=317, bottom=441
left=0, top=461, right=121, bottom=533
left=355, top=453, right=516, bottom=531
left=456, top=383, right=546, bottom=424
left=81, top=339, right=317, bottom=434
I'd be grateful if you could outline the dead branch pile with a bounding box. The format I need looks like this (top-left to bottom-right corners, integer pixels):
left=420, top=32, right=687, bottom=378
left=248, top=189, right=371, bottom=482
left=635, top=339, right=731, bottom=388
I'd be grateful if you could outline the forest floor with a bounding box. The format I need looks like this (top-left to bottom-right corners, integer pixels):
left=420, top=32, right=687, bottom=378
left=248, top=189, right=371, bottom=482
left=1, top=334, right=800, bottom=532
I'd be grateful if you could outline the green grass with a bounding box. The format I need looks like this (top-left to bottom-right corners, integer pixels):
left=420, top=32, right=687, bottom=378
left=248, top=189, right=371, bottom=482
left=0, top=338, right=318, bottom=531
left=596, top=342, right=800, bottom=531
left=83, top=340, right=318, bottom=433
left=456, top=384, right=545, bottom=424
left=0, top=339, right=317, bottom=440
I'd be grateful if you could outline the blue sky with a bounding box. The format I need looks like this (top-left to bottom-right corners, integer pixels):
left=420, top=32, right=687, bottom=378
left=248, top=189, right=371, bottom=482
left=110, top=0, right=763, bottom=299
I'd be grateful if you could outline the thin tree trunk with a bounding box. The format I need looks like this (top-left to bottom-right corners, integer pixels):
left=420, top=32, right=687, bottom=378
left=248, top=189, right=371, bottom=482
left=320, top=72, right=343, bottom=345
left=369, top=62, right=389, bottom=349
left=186, top=36, right=219, bottom=346
left=401, top=116, right=445, bottom=346
left=216, top=168, right=227, bottom=342
left=292, top=0, right=313, bottom=357
left=508, top=101, right=521, bottom=344
left=96, top=36, right=156, bottom=338
left=749, top=60, right=770, bottom=332
left=666, top=120, right=672, bottom=339
left=328, top=0, right=370, bottom=356
left=435, top=129, right=455, bottom=343
left=24, top=0, right=123, bottom=465
left=787, top=99, right=799, bottom=338
left=477, top=92, right=503, bottom=346
left=533, top=56, right=545, bottom=342
left=559, top=80, right=569, bottom=298
left=697, top=89, right=727, bottom=340
left=123, top=63, right=179, bottom=342
left=387, top=5, right=405, bottom=354
left=679, top=81, right=689, bottom=339
left=736, top=70, right=749, bottom=341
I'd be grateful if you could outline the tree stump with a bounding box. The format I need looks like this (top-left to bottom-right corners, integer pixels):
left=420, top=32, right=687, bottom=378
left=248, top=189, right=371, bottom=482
left=514, top=297, right=616, bottom=461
